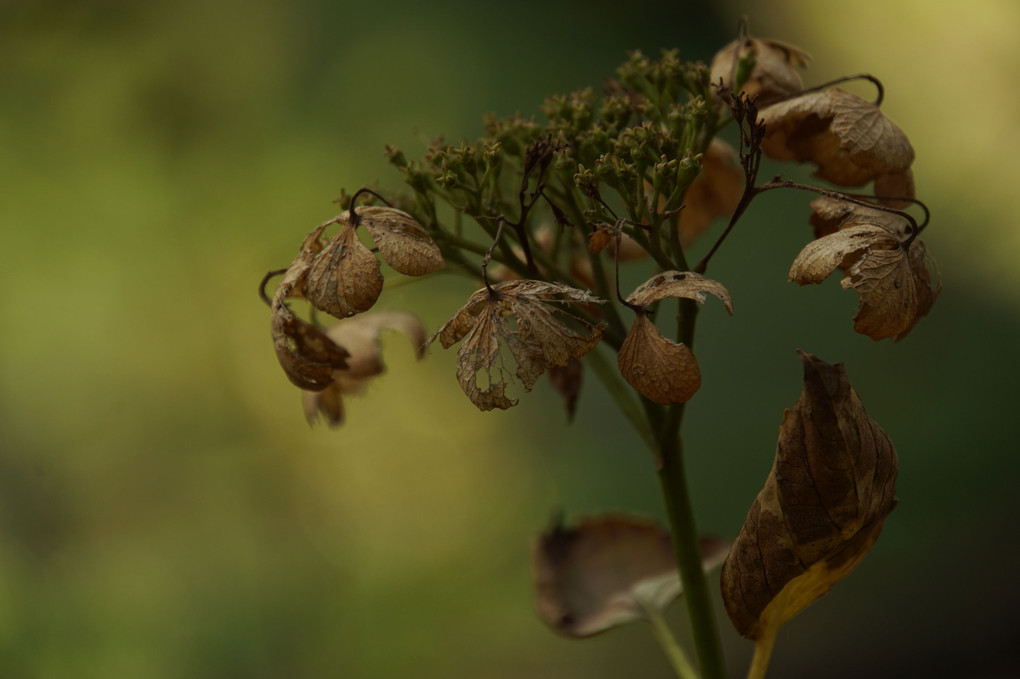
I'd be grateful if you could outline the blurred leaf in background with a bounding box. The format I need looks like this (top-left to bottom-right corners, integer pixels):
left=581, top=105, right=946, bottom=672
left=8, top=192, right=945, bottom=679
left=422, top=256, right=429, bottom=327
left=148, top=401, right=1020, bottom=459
left=0, top=0, right=1017, bottom=677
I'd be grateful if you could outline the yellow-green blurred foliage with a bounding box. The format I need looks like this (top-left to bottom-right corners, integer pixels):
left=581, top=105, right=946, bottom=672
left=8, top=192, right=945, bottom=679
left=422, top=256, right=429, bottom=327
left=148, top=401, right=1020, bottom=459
left=1, top=1, right=1016, bottom=677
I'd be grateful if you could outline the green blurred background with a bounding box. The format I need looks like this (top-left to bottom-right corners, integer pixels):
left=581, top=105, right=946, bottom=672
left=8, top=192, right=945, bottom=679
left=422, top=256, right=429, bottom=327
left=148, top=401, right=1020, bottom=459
left=2, top=0, right=1017, bottom=677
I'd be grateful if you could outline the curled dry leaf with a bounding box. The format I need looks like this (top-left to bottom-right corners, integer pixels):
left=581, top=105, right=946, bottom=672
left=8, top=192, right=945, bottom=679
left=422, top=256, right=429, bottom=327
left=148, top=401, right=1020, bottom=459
left=342, top=206, right=445, bottom=276
left=760, top=88, right=914, bottom=188
left=618, top=271, right=733, bottom=404
left=721, top=352, right=898, bottom=644
left=533, top=514, right=729, bottom=637
left=430, top=280, right=606, bottom=411
left=677, top=138, right=745, bottom=247
left=710, top=37, right=810, bottom=106
left=302, top=310, right=427, bottom=426
left=789, top=222, right=940, bottom=340
left=271, top=304, right=349, bottom=391
left=304, top=226, right=385, bottom=318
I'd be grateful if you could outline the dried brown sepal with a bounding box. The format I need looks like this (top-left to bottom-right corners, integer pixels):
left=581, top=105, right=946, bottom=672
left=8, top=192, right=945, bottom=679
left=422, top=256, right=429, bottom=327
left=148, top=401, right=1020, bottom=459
left=343, top=206, right=445, bottom=276
left=533, top=514, right=729, bottom=638
left=677, top=138, right=745, bottom=247
left=710, top=38, right=810, bottom=106
left=587, top=227, right=614, bottom=255
left=302, top=310, right=427, bottom=427
left=618, top=314, right=701, bottom=404
left=807, top=195, right=910, bottom=239
left=760, top=88, right=914, bottom=187
left=789, top=223, right=940, bottom=340
left=304, top=226, right=385, bottom=318
left=626, top=270, right=734, bottom=314
left=548, top=357, right=583, bottom=422
left=430, top=280, right=606, bottom=411
left=271, top=304, right=349, bottom=391
left=721, top=352, right=898, bottom=640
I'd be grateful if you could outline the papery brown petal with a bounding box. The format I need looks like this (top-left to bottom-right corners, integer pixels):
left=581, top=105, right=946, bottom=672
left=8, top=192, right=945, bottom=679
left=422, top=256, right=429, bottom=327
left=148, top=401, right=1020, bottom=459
left=626, top=270, right=734, bottom=314
left=271, top=305, right=349, bottom=390
left=302, top=383, right=344, bottom=427
left=533, top=514, right=728, bottom=637
left=454, top=306, right=516, bottom=411
left=548, top=357, right=583, bottom=422
left=760, top=89, right=914, bottom=187
left=349, top=206, right=445, bottom=276
left=678, top=138, right=745, bottom=247
left=873, top=169, right=916, bottom=210
left=588, top=227, right=614, bottom=254
left=324, top=310, right=427, bottom=379
left=721, top=352, right=898, bottom=640
left=304, top=226, right=384, bottom=318
left=618, top=314, right=701, bottom=404
left=788, top=223, right=888, bottom=285
left=807, top=196, right=910, bottom=239
left=710, top=38, right=809, bottom=106
left=272, top=222, right=332, bottom=306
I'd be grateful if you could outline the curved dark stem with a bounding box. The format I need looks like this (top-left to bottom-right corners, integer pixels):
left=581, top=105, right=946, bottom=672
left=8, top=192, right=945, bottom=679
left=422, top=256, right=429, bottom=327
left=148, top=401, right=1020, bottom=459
left=613, top=225, right=642, bottom=313
left=774, top=73, right=885, bottom=107
left=759, top=179, right=922, bottom=245
left=259, top=268, right=288, bottom=307
left=481, top=219, right=507, bottom=295
left=347, top=187, right=393, bottom=228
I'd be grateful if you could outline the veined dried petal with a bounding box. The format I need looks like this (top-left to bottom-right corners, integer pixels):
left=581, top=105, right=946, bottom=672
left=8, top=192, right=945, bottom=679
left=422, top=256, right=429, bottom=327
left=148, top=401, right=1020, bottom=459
left=344, top=206, right=445, bottom=276
left=873, top=169, right=916, bottom=210
left=533, top=514, right=729, bottom=637
left=760, top=88, right=914, bottom=187
left=302, top=310, right=427, bottom=427
left=271, top=304, right=349, bottom=391
left=618, top=314, right=701, bottom=404
left=789, top=224, right=940, bottom=340
left=626, top=270, right=734, bottom=314
left=808, top=196, right=910, bottom=239
left=304, top=226, right=384, bottom=318
left=710, top=38, right=810, bottom=106
left=677, top=138, right=745, bottom=247
left=721, top=353, right=898, bottom=642
left=429, top=280, right=606, bottom=411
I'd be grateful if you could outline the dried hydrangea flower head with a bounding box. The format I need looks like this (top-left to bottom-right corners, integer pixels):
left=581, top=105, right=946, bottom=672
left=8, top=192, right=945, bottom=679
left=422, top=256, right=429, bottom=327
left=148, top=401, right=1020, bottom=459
left=710, top=37, right=810, bottom=106
left=759, top=88, right=914, bottom=189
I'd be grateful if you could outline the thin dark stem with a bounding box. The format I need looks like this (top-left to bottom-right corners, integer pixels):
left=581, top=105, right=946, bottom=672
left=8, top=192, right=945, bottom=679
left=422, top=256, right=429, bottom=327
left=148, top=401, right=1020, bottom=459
left=258, top=268, right=288, bottom=307
left=773, top=73, right=885, bottom=107
left=347, top=187, right=393, bottom=227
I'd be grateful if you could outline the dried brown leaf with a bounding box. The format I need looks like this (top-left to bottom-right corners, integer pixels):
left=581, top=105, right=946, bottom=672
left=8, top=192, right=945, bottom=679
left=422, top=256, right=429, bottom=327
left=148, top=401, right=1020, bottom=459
left=346, top=206, right=445, bottom=276
left=710, top=38, right=810, bottom=106
left=618, top=314, right=701, bottom=405
left=677, top=138, right=745, bottom=247
left=533, top=514, right=729, bottom=637
left=302, top=310, right=427, bottom=427
left=760, top=88, right=914, bottom=187
left=430, top=280, right=606, bottom=411
left=304, top=226, right=384, bottom=318
left=721, top=352, right=898, bottom=641
left=789, top=223, right=940, bottom=340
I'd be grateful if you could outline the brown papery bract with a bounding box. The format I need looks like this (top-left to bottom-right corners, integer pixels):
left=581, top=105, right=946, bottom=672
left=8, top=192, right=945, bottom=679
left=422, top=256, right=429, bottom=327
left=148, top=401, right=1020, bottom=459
left=759, top=88, right=914, bottom=188
left=343, top=206, right=445, bottom=276
left=710, top=38, right=810, bottom=106
left=271, top=304, right=349, bottom=391
left=429, top=280, right=606, bottom=411
left=304, top=226, right=385, bottom=318
left=721, top=352, right=898, bottom=644
left=789, top=222, right=940, bottom=340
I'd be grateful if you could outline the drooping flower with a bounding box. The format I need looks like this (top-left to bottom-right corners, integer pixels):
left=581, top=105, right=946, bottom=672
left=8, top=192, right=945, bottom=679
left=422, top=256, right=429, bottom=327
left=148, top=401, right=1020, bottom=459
left=430, top=280, right=606, bottom=411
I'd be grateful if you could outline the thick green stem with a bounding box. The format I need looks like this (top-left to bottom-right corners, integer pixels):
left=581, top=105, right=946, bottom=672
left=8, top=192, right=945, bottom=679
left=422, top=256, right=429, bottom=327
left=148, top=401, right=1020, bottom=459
left=657, top=432, right=726, bottom=679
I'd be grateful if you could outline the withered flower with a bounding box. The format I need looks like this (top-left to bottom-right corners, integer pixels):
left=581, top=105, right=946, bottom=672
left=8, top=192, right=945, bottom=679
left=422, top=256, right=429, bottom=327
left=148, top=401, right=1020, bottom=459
left=710, top=37, right=810, bottom=106
left=618, top=272, right=732, bottom=404
left=271, top=304, right=350, bottom=391
left=677, top=138, right=745, bottom=247
left=429, top=280, right=606, bottom=411
left=346, top=206, right=445, bottom=276
left=789, top=213, right=940, bottom=341
left=759, top=88, right=914, bottom=188
left=302, top=310, right=426, bottom=426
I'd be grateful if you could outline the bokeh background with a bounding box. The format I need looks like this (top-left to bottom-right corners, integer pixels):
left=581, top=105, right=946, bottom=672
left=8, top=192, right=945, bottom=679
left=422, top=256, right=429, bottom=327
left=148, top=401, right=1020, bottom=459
left=2, top=0, right=1018, bottom=677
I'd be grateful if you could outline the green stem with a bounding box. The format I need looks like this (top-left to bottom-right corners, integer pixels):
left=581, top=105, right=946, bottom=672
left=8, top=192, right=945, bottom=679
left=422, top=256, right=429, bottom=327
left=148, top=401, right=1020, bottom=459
left=584, top=346, right=656, bottom=453
left=642, top=602, right=700, bottom=679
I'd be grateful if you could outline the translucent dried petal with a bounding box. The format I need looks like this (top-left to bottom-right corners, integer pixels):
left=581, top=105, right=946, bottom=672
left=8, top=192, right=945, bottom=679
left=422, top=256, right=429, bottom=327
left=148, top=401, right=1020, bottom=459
left=430, top=280, right=606, bottom=411
left=533, top=514, right=729, bottom=637
left=677, top=138, right=745, bottom=247
left=304, top=226, right=384, bottom=318
left=789, top=224, right=940, bottom=340
left=760, top=88, right=914, bottom=187
left=808, top=196, right=910, bottom=239
left=721, top=353, right=898, bottom=641
left=626, top=270, right=734, bottom=314
left=345, top=206, right=445, bottom=276
left=710, top=38, right=809, bottom=106
left=873, top=169, right=916, bottom=210
left=618, top=314, right=701, bottom=404
left=302, top=310, right=427, bottom=427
